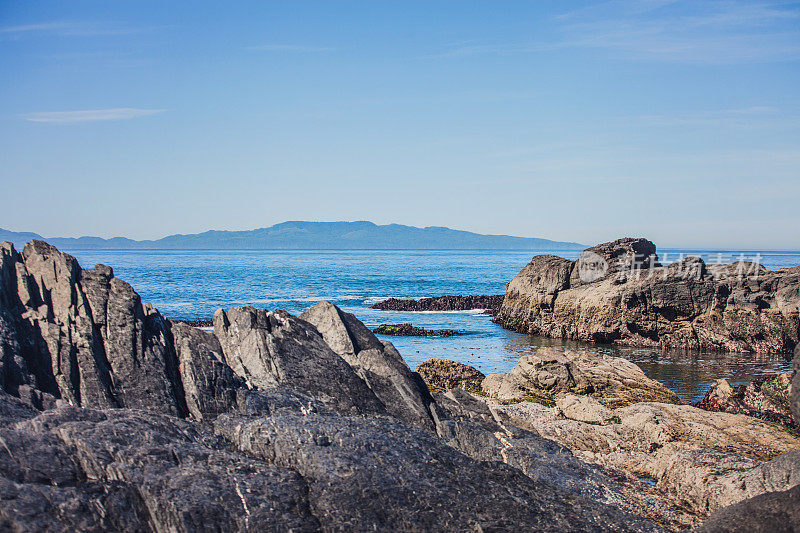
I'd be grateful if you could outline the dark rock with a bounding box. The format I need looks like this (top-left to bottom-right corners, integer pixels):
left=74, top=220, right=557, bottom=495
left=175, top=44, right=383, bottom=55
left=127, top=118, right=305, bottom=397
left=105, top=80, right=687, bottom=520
left=495, top=238, right=800, bottom=353
left=0, top=240, right=188, bottom=416
left=693, top=483, right=800, bottom=533
left=373, top=323, right=460, bottom=337
left=793, top=343, right=800, bottom=424
left=371, top=294, right=504, bottom=313
left=416, top=358, right=485, bottom=392
left=174, top=319, right=213, bottom=328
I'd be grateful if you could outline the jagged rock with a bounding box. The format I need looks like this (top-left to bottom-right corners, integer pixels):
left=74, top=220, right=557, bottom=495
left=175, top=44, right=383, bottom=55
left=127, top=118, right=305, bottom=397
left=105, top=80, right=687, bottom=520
left=300, top=301, right=435, bottom=430
left=171, top=322, right=246, bottom=421
left=481, top=348, right=682, bottom=408
left=415, top=358, right=486, bottom=392
left=495, top=238, right=800, bottom=353
left=213, top=306, right=385, bottom=416
left=693, top=483, right=800, bottom=533
left=0, top=241, right=187, bottom=416
left=696, top=374, right=796, bottom=430
left=2, top=240, right=797, bottom=532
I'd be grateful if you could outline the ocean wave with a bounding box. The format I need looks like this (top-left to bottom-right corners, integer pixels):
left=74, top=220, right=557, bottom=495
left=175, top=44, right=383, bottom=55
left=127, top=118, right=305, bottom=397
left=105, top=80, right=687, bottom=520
left=362, top=296, right=432, bottom=305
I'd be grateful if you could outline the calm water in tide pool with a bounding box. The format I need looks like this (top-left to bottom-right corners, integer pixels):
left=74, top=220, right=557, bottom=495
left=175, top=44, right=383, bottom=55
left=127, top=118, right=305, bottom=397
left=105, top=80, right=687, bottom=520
left=61, top=248, right=800, bottom=404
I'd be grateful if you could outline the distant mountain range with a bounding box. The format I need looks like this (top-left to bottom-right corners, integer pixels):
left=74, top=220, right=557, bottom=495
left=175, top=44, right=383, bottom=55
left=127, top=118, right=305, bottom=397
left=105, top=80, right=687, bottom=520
left=0, top=221, right=584, bottom=251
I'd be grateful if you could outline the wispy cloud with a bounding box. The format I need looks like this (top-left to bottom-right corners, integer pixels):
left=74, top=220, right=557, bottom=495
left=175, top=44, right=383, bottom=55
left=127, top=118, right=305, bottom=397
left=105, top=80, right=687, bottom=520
left=21, top=108, right=165, bottom=123
left=0, top=21, right=164, bottom=37
left=245, top=44, right=337, bottom=52
left=437, top=1, right=800, bottom=64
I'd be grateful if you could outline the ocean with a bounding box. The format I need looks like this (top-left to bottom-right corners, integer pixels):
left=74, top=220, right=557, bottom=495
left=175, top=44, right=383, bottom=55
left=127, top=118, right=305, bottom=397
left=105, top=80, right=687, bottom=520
left=61, top=247, right=800, bottom=403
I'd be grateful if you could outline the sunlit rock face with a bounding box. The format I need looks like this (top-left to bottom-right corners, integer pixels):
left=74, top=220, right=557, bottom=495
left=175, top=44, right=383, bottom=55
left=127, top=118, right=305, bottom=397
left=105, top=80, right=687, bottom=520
left=495, top=237, right=800, bottom=354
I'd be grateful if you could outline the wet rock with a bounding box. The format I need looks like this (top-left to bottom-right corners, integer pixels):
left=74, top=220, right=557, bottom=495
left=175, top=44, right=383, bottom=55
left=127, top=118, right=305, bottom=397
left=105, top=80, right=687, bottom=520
left=696, top=374, right=796, bottom=430
left=481, top=348, right=682, bottom=408
left=300, top=301, right=435, bottom=430
left=416, top=358, right=486, bottom=393
left=495, top=238, right=800, bottom=353
left=372, top=323, right=460, bottom=337
left=371, top=294, right=503, bottom=313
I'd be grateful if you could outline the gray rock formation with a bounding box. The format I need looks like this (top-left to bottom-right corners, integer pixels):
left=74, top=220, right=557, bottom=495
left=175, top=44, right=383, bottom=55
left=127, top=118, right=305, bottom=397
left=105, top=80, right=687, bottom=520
left=213, top=305, right=385, bottom=416
left=495, top=237, right=800, bottom=353
left=693, top=483, right=800, bottom=533
left=0, top=241, right=673, bottom=532
left=300, top=301, right=435, bottom=430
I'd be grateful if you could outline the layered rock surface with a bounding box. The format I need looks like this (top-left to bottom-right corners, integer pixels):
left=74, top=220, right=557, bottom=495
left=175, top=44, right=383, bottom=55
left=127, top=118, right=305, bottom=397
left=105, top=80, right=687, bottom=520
left=481, top=347, right=682, bottom=408
left=495, top=237, right=800, bottom=353
left=419, top=349, right=800, bottom=528
left=0, top=241, right=675, bottom=532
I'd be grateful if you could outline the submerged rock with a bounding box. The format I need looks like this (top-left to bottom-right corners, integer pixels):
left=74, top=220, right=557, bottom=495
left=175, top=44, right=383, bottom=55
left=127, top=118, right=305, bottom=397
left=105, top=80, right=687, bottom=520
left=494, top=237, right=800, bottom=353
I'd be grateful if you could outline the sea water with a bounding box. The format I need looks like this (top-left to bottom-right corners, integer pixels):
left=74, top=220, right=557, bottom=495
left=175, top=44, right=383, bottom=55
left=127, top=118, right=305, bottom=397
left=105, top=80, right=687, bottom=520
left=61, top=248, right=799, bottom=403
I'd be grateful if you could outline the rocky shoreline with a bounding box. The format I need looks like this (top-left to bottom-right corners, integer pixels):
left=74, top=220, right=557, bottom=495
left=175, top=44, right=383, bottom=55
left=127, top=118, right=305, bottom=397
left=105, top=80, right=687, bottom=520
left=373, top=323, right=461, bottom=337
left=0, top=239, right=797, bottom=531
left=494, top=237, right=800, bottom=354
left=371, top=294, right=503, bottom=313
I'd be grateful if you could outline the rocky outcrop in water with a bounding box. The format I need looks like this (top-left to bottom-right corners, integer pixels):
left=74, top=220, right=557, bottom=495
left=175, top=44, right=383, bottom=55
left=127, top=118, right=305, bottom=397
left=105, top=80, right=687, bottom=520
left=481, top=348, right=682, bottom=408
left=1, top=241, right=677, bottom=532
left=494, top=237, right=800, bottom=354
left=372, top=323, right=460, bottom=337
left=696, top=373, right=796, bottom=430
left=371, top=294, right=503, bottom=313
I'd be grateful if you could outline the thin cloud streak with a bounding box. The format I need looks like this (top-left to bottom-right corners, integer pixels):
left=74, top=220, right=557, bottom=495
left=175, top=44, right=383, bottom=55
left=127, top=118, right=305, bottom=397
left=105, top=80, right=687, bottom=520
left=246, top=44, right=337, bottom=52
left=436, top=1, right=800, bottom=64
left=21, top=108, right=165, bottom=123
left=0, top=21, right=166, bottom=37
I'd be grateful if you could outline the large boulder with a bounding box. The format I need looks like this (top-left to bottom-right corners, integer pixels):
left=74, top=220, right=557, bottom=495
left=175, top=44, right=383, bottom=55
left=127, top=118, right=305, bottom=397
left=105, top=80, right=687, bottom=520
left=495, top=238, right=800, bottom=353
left=570, top=237, right=659, bottom=287
left=300, top=301, right=435, bottom=430
left=481, top=348, right=682, bottom=408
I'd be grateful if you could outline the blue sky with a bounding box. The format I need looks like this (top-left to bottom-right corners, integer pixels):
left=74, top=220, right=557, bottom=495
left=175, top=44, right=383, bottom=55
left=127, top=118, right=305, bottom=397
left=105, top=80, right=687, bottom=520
left=1, top=1, right=798, bottom=248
